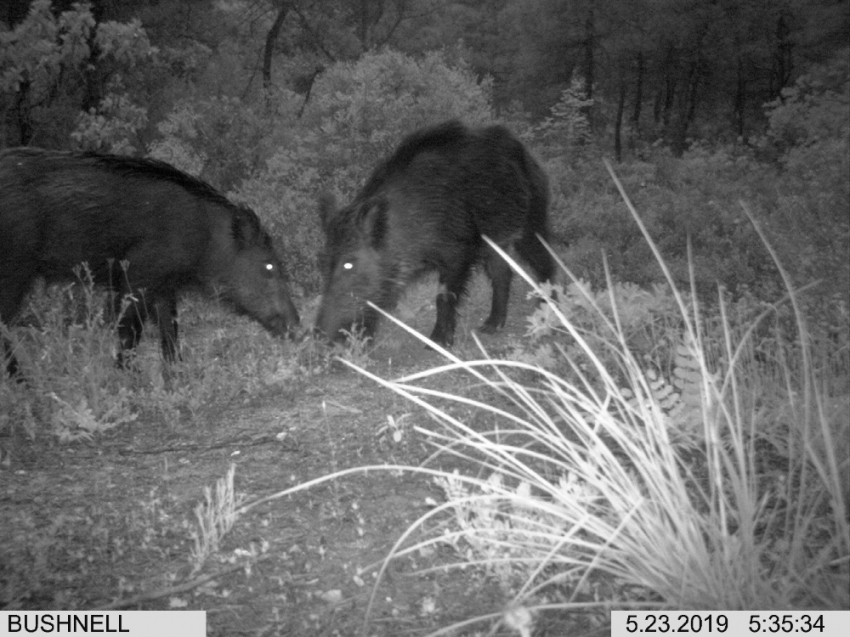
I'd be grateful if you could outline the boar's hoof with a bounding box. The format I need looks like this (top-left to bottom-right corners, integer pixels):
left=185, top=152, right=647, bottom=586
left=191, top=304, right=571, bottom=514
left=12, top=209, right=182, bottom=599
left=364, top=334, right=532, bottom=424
left=478, top=319, right=503, bottom=335
left=426, top=329, right=453, bottom=349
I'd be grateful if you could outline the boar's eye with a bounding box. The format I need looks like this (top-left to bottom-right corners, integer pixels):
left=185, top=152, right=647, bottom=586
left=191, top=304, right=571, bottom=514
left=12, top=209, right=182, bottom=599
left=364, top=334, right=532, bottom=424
left=264, top=262, right=275, bottom=276
left=343, top=262, right=354, bottom=270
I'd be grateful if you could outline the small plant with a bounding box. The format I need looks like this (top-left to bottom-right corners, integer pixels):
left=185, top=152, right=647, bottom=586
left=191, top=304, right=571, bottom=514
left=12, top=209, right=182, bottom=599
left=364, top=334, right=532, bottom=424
left=336, top=325, right=374, bottom=369
left=50, top=388, right=137, bottom=443
left=508, top=277, right=686, bottom=387
left=5, top=266, right=141, bottom=440
left=189, top=464, right=242, bottom=575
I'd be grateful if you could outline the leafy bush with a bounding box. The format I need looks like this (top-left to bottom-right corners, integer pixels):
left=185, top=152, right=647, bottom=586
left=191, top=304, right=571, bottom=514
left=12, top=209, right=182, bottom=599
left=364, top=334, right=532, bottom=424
left=0, top=0, right=156, bottom=148
left=1, top=269, right=137, bottom=441
left=303, top=48, right=493, bottom=182
left=761, top=50, right=850, bottom=301
left=149, top=94, right=301, bottom=189
left=508, top=279, right=687, bottom=390
left=765, top=49, right=850, bottom=153
left=293, top=47, right=493, bottom=201
left=71, top=88, right=148, bottom=154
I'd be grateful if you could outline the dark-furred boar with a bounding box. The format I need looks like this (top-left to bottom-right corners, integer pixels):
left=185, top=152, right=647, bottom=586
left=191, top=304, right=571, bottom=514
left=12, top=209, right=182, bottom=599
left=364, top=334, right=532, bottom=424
left=315, top=120, right=555, bottom=347
left=1, top=148, right=299, bottom=375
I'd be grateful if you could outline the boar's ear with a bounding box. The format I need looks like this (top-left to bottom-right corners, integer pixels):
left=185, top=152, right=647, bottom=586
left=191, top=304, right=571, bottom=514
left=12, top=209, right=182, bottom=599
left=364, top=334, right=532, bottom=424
left=318, top=192, right=337, bottom=231
left=230, top=208, right=261, bottom=249
left=361, top=198, right=388, bottom=249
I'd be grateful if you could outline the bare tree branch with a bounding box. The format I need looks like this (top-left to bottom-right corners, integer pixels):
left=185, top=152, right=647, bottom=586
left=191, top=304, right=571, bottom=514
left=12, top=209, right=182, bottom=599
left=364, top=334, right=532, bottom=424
left=263, top=1, right=292, bottom=93
left=292, top=2, right=337, bottom=62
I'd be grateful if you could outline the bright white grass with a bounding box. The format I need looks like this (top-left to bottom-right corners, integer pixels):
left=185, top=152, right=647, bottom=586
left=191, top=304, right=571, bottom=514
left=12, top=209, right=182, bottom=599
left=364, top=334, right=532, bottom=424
left=344, top=163, right=849, bottom=634
left=225, top=165, right=848, bottom=635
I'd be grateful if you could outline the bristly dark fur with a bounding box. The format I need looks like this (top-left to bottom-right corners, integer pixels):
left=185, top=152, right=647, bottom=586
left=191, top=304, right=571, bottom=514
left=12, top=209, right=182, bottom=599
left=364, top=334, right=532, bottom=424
left=86, top=151, right=273, bottom=247
left=324, top=120, right=470, bottom=244
left=358, top=119, right=468, bottom=200
left=83, top=150, right=268, bottom=243
left=10, top=147, right=253, bottom=219
left=81, top=150, right=242, bottom=211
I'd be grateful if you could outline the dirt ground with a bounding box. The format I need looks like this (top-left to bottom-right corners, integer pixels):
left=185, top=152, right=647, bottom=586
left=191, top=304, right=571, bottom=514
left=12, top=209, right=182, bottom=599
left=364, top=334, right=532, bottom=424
left=0, top=275, right=607, bottom=636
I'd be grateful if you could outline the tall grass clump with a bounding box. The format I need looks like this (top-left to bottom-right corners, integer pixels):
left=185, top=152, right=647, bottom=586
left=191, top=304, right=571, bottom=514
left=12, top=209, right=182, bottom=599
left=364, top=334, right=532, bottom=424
left=1, top=267, right=137, bottom=441
left=350, top=164, right=849, bottom=634
left=1, top=273, right=305, bottom=439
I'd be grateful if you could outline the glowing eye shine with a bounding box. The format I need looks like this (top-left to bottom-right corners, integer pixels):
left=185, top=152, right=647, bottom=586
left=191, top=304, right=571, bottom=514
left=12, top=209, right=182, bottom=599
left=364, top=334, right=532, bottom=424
left=265, top=263, right=274, bottom=272
left=343, top=262, right=353, bottom=270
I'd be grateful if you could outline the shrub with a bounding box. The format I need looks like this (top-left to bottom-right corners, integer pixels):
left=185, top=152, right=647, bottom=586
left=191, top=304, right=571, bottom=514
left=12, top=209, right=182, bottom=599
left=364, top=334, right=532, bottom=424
left=0, top=0, right=156, bottom=148
left=761, top=50, right=850, bottom=301
left=148, top=94, right=301, bottom=190
left=71, top=87, right=148, bottom=155
left=1, top=269, right=137, bottom=441
left=294, top=47, right=493, bottom=200
left=303, top=48, right=492, bottom=176
left=764, top=49, right=850, bottom=154
left=512, top=279, right=685, bottom=378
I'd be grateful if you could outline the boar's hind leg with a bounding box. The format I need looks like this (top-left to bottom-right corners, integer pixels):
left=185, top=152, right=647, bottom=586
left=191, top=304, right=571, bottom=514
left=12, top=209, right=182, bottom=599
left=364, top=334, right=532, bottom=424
left=153, top=294, right=179, bottom=362
left=116, top=292, right=179, bottom=366
left=430, top=260, right=475, bottom=348
left=116, top=293, right=147, bottom=368
left=1, top=277, right=34, bottom=377
left=116, top=299, right=145, bottom=368
left=517, top=230, right=558, bottom=307
left=480, top=246, right=512, bottom=334
left=517, top=230, right=556, bottom=285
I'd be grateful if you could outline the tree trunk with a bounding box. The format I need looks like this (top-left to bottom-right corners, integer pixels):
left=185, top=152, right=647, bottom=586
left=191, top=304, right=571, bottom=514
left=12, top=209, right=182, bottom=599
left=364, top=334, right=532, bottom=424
left=582, top=11, right=595, bottom=100
left=734, top=55, right=746, bottom=139
left=359, top=0, right=370, bottom=51
left=653, top=88, right=662, bottom=124
left=262, top=3, right=291, bottom=97
left=771, top=13, right=794, bottom=98
left=11, top=72, right=33, bottom=146
left=671, top=59, right=699, bottom=157
left=631, top=52, right=644, bottom=127
left=614, top=70, right=626, bottom=162
left=580, top=9, right=595, bottom=132
left=660, top=45, right=677, bottom=126
left=81, top=23, right=103, bottom=114
left=296, top=67, right=324, bottom=118
left=3, top=0, right=32, bottom=28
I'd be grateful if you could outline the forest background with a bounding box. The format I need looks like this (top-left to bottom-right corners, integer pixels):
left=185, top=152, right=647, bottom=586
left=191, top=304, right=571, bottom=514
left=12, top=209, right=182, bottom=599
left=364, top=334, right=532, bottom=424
left=1, top=0, right=848, bottom=318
